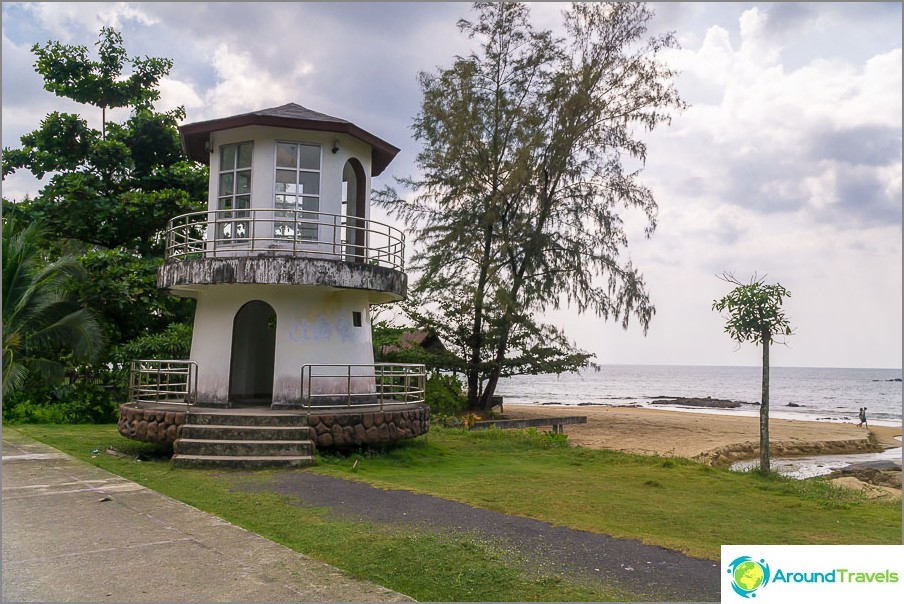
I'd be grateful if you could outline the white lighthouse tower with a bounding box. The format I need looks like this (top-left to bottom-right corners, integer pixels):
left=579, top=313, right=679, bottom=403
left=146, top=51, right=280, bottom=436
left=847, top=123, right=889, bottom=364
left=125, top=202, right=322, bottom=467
left=164, top=103, right=408, bottom=408
left=120, top=104, right=428, bottom=462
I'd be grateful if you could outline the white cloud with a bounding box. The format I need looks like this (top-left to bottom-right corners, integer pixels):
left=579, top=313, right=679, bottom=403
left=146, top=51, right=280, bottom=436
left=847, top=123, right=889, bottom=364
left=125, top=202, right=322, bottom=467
left=19, top=2, right=155, bottom=41
left=2, top=2, right=900, bottom=368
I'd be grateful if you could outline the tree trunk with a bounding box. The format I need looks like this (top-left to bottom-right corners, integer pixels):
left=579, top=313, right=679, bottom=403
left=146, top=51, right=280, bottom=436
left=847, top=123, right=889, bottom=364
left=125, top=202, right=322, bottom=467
left=760, top=330, right=770, bottom=472
left=466, top=222, right=495, bottom=409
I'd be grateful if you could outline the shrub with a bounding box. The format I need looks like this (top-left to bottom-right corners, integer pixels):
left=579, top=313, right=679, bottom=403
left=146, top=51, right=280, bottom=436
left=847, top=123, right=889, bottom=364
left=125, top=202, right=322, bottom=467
left=424, top=373, right=466, bottom=416
left=2, top=381, right=118, bottom=424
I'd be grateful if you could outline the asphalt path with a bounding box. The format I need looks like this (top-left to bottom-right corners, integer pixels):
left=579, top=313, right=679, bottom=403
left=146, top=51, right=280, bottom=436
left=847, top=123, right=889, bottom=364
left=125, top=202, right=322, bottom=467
left=237, top=471, right=722, bottom=602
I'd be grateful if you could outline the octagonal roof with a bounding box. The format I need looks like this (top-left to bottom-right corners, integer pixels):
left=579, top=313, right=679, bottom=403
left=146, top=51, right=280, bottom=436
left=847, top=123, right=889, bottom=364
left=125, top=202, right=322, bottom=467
left=179, top=103, right=400, bottom=176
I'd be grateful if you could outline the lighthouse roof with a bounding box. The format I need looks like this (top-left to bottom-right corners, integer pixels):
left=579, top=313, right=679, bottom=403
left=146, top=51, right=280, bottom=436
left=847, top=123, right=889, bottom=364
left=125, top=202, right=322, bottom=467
left=179, top=103, right=400, bottom=176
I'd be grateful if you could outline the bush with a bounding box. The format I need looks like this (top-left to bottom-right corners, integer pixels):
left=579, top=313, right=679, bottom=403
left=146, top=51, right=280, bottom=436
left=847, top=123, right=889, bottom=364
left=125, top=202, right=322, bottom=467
left=2, top=381, right=119, bottom=424
left=109, top=322, right=192, bottom=363
left=424, top=373, right=466, bottom=416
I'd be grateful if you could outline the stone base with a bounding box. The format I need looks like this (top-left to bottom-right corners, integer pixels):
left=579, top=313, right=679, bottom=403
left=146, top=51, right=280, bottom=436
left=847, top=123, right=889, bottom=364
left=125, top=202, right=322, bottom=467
left=307, top=406, right=430, bottom=448
left=118, top=404, right=186, bottom=445
left=118, top=404, right=430, bottom=449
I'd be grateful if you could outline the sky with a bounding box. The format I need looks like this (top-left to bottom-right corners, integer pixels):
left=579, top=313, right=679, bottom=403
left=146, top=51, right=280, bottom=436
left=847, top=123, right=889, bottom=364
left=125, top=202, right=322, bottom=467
left=2, top=2, right=902, bottom=370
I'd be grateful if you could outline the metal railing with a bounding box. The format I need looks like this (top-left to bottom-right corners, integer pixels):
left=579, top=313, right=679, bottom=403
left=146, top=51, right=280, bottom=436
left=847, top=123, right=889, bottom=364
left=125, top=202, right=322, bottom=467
left=128, top=360, right=198, bottom=410
left=164, top=208, right=405, bottom=270
left=300, top=363, right=426, bottom=409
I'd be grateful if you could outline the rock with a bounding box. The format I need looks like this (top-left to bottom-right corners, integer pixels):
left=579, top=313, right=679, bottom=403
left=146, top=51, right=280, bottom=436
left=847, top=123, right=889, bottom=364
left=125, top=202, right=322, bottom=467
left=650, top=396, right=743, bottom=409
left=354, top=424, right=367, bottom=443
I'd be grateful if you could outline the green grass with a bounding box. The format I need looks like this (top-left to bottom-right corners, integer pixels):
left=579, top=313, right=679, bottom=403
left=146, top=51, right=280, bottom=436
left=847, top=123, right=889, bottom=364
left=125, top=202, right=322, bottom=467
left=311, top=427, right=902, bottom=559
left=9, top=424, right=902, bottom=599
left=7, top=424, right=638, bottom=602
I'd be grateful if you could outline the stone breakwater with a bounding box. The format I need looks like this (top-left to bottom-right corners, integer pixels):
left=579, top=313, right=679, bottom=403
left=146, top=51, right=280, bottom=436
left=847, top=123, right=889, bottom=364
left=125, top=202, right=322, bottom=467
left=118, top=405, right=186, bottom=444
left=307, top=407, right=430, bottom=448
left=118, top=404, right=430, bottom=448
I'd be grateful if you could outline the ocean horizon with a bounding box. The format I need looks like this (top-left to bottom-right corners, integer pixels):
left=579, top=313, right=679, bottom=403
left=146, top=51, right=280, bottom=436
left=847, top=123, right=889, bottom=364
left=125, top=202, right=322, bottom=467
left=495, top=364, right=903, bottom=426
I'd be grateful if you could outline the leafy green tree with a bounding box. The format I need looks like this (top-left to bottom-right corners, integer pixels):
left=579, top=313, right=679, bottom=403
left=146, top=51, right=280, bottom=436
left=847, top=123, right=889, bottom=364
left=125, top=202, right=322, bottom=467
left=2, top=27, right=206, bottom=350
left=379, top=2, right=684, bottom=410
left=2, top=28, right=206, bottom=414
left=31, top=26, right=171, bottom=138
left=2, top=219, right=106, bottom=397
left=713, top=273, right=793, bottom=472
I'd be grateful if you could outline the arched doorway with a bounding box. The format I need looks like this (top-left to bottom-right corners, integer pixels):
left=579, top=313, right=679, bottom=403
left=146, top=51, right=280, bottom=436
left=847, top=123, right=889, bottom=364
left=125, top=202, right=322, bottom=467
left=229, top=300, right=276, bottom=405
left=342, top=158, right=367, bottom=263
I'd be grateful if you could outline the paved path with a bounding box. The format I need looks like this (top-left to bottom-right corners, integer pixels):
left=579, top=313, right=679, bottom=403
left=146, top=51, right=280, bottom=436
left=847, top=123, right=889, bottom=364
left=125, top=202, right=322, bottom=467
left=1, top=430, right=410, bottom=602
left=237, top=471, right=722, bottom=602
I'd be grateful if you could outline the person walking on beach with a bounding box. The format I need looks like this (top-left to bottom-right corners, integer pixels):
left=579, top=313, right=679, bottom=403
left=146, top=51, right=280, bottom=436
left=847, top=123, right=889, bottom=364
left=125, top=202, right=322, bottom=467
left=858, top=407, right=868, bottom=428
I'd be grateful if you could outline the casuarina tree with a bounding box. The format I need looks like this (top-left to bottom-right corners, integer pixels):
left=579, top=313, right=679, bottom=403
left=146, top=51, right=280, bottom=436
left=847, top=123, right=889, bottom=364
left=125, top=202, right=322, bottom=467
left=713, top=273, right=793, bottom=472
left=379, top=2, right=685, bottom=410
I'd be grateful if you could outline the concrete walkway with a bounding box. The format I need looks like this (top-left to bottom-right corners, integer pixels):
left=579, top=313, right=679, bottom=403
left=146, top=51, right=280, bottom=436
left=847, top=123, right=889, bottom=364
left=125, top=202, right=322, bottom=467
left=1, top=429, right=412, bottom=602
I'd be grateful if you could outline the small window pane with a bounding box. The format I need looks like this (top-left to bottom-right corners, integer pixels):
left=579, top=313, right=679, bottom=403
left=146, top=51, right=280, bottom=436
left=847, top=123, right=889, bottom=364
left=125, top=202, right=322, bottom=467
left=220, top=145, right=236, bottom=171
left=299, top=144, right=320, bottom=170
left=276, top=143, right=297, bottom=168
left=219, top=197, right=233, bottom=210
left=235, top=195, right=250, bottom=209
left=219, top=173, right=234, bottom=196
left=236, top=171, right=251, bottom=194
left=298, top=172, right=319, bottom=195
left=237, top=143, right=253, bottom=168
left=301, top=196, right=319, bottom=212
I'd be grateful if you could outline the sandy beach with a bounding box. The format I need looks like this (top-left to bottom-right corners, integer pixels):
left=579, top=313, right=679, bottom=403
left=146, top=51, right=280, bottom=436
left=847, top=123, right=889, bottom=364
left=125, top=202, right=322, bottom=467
left=504, top=403, right=902, bottom=465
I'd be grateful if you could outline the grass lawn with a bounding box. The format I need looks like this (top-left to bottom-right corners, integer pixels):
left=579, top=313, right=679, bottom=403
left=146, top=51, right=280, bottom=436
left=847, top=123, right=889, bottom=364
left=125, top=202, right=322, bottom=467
left=311, top=427, right=902, bottom=559
left=9, top=423, right=902, bottom=599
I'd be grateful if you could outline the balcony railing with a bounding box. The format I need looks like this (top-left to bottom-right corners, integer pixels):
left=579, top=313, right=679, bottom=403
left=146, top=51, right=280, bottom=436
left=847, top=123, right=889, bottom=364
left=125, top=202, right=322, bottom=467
left=164, top=208, right=405, bottom=270
left=300, top=363, right=426, bottom=409
left=128, top=360, right=198, bottom=410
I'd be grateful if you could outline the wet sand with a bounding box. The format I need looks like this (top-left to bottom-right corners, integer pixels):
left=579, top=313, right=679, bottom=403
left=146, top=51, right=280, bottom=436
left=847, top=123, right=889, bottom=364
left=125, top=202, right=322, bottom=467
left=503, top=403, right=902, bottom=466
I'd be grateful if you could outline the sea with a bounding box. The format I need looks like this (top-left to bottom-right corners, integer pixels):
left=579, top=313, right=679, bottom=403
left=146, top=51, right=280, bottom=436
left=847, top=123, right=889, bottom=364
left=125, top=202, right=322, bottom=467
left=495, top=365, right=903, bottom=478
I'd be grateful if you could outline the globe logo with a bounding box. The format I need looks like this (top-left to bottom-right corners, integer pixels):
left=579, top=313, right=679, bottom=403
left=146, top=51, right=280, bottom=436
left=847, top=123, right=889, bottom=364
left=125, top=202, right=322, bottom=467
left=727, top=556, right=771, bottom=598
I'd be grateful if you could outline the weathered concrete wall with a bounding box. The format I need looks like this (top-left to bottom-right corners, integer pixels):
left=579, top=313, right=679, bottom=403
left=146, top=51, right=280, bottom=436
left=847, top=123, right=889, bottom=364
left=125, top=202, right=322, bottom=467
left=187, top=284, right=377, bottom=406
left=118, top=405, right=186, bottom=444
left=158, top=256, right=406, bottom=302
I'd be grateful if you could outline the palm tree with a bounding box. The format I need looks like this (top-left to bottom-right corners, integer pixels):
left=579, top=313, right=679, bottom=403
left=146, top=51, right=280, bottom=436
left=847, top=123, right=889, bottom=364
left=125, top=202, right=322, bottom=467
left=2, top=218, right=106, bottom=397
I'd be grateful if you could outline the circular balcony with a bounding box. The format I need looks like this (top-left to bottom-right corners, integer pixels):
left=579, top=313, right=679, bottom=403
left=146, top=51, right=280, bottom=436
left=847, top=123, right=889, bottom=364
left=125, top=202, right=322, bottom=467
left=157, top=208, right=408, bottom=299
left=164, top=208, right=405, bottom=270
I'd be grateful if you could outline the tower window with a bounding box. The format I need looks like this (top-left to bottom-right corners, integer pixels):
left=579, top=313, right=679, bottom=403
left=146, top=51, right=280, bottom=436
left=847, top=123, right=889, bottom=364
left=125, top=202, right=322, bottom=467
left=217, top=142, right=252, bottom=240
left=352, top=311, right=362, bottom=327
left=275, top=142, right=321, bottom=241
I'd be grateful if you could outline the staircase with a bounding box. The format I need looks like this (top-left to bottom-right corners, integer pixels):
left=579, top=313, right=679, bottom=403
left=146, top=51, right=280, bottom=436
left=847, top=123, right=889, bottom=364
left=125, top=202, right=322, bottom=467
left=172, top=411, right=315, bottom=469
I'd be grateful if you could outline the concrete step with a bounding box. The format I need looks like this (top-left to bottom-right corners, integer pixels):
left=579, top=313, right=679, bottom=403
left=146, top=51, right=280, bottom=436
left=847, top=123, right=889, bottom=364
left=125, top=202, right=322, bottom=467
left=174, top=439, right=314, bottom=457
left=180, top=424, right=312, bottom=441
left=171, top=454, right=315, bottom=469
left=187, top=412, right=308, bottom=427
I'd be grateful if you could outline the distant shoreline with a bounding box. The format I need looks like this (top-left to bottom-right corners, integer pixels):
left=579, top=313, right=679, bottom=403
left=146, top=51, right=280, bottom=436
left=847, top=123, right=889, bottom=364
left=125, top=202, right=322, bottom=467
left=502, top=403, right=902, bottom=466
left=505, top=399, right=903, bottom=428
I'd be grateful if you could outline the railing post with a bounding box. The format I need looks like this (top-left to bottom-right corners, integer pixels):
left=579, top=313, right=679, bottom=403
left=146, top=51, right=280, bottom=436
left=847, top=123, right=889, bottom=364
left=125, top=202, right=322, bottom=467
left=347, top=365, right=352, bottom=408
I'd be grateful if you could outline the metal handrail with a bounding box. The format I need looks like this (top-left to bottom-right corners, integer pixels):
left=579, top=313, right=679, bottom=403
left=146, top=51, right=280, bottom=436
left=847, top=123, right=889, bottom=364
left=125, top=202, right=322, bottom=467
left=163, top=208, right=406, bottom=270
left=128, top=359, right=198, bottom=411
left=300, top=363, right=426, bottom=410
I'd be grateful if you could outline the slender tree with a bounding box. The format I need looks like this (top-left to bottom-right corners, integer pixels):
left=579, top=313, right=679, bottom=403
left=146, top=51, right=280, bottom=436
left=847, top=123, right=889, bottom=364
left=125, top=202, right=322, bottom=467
left=2, top=219, right=106, bottom=396
left=712, top=273, right=793, bottom=472
left=30, top=27, right=172, bottom=138
left=379, top=2, right=685, bottom=409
